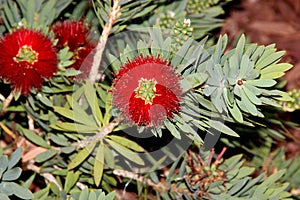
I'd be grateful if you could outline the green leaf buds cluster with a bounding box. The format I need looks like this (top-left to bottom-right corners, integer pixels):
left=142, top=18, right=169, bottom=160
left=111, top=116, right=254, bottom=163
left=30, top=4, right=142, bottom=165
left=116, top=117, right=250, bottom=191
left=171, top=19, right=194, bottom=53
left=186, top=0, right=222, bottom=14
left=203, top=34, right=292, bottom=123
left=157, top=11, right=176, bottom=29
left=281, top=89, right=300, bottom=112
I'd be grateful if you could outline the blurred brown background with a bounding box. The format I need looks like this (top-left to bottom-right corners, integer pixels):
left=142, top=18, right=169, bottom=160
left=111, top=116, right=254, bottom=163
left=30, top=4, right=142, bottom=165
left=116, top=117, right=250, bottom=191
left=221, top=0, right=300, bottom=89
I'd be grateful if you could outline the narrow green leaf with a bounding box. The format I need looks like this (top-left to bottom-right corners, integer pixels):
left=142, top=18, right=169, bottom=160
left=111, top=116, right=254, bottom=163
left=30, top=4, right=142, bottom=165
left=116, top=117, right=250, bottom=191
left=0, top=156, right=8, bottom=172
left=64, top=171, right=81, bottom=193
left=32, top=185, right=49, bottom=199
left=107, top=53, right=121, bottom=72
left=260, top=71, right=285, bottom=79
left=79, top=188, right=89, bottom=200
left=23, top=173, right=36, bottom=189
left=35, top=150, right=58, bottom=163
left=37, top=93, right=53, bottom=107
left=137, top=40, right=150, bottom=56
left=53, top=106, right=75, bottom=121
left=255, top=51, right=285, bottom=70
left=104, top=145, right=115, bottom=169
left=68, top=140, right=98, bottom=170
left=72, top=100, right=98, bottom=127
left=206, top=120, right=239, bottom=137
left=235, top=34, right=245, bottom=62
left=0, top=193, right=9, bottom=200
left=164, top=120, right=181, bottom=139
left=242, top=86, right=262, bottom=105
left=227, top=101, right=243, bottom=123
left=263, top=169, right=286, bottom=186
left=11, top=182, right=33, bottom=199
left=94, top=140, right=105, bottom=186
left=236, top=167, right=255, bottom=179
left=261, top=63, right=293, bottom=74
left=22, top=129, right=50, bottom=148
left=239, top=54, right=251, bottom=79
left=228, top=177, right=249, bottom=195
left=50, top=122, right=98, bottom=133
left=49, top=182, right=60, bottom=196
left=26, top=0, right=35, bottom=26
left=105, top=191, right=116, bottom=200
left=103, top=93, right=112, bottom=124
left=150, top=172, right=159, bottom=184
left=106, top=139, right=144, bottom=165
left=108, top=135, right=144, bottom=152
left=61, top=146, right=76, bottom=154
left=246, top=79, right=276, bottom=87
left=8, top=147, right=22, bottom=169
left=240, top=88, right=258, bottom=116
left=3, top=4, right=15, bottom=27
left=84, top=82, right=103, bottom=127
left=38, top=0, right=56, bottom=24
left=132, top=5, right=156, bottom=19
left=2, top=167, right=21, bottom=181
left=50, top=134, right=69, bottom=146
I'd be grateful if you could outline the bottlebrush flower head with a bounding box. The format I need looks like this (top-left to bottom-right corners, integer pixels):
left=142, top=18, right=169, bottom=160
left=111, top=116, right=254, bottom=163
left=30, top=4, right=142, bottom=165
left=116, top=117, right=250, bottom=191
left=0, top=28, right=58, bottom=95
left=51, top=20, right=96, bottom=76
left=112, top=55, right=182, bottom=127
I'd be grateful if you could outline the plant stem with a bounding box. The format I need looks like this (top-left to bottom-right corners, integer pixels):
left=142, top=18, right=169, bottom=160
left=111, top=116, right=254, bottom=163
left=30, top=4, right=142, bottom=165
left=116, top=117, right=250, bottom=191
left=0, top=91, right=14, bottom=117
left=77, top=116, right=122, bottom=148
left=113, top=169, right=191, bottom=195
left=27, top=163, right=63, bottom=191
left=89, top=0, right=121, bottom=84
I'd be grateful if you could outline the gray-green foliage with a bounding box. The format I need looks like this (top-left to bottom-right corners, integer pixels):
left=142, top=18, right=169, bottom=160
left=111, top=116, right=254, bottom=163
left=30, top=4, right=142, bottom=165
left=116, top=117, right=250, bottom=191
left=0, top=0, right=297, bottom=199
left=127, top=0, right=228, bottom=39
left=146, top=149, right=292, bottom=200
left=0, top=0, right=72, bottom=31
left=202, top=34, right=292, bottom=123
left=0, top=148, right=33, bottom=200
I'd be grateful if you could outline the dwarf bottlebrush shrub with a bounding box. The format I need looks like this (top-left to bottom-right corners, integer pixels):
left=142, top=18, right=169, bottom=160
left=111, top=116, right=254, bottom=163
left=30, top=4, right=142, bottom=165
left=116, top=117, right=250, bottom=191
left=0, top=0, right=298, bottom=200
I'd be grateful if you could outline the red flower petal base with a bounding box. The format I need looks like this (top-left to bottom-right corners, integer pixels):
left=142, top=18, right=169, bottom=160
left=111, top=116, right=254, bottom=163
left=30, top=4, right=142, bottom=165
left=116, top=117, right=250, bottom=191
left=112, top=55, right=182, bottom=127
left=0, top=28, right=58, bottom=95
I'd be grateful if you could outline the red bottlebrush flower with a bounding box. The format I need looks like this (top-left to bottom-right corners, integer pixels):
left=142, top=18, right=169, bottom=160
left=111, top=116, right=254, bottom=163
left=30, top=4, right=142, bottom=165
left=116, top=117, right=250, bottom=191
left=112, top=55, right=182, bottom=127
left=0, top=28, right=58, bottom=95
left=52, top=20, right=96, bottom=76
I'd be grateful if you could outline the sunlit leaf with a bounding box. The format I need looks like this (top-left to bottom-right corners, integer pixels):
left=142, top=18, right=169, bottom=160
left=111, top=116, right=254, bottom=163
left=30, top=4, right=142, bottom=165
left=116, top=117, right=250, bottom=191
left=206, top=120, right=239, bottom=137
left=64, top=171, right=81, bottom=193
left=108, top=135, right=144, bottom=152
left=94, top=140, right=105, bottom=187
left=106, top=139, right=144, bottom=165
left=68, top=140, right=98, bottom=170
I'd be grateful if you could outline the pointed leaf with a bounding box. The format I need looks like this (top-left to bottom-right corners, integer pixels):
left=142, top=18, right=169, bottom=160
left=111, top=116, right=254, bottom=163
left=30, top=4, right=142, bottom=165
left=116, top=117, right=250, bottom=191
left=8, top=147, right=22, bottom=169
left=242, top=85, right=262, bottom=105
left=68, top=140, right=98, bottom=170
left=206, top=120, right=239, bottom=137
left=35, top=150, right=58, bottom=163
left=84, top=82, right=103, bottom=127
left=164, top=120, right=181, bottom=139
left=2, top=167, right=21, bottom=181
left=106, top=139, right=144, bottom=165
left=11, top=182, right=33, bottom=199
left=64, top=171, right=81, bottom=192
left=108, top=135, right=144, bottom=152
left=94, top=140, right=105, bottom=186
left=246, top=79, right=276, bottom=87
left=22, top=129, right=50, bottom=148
